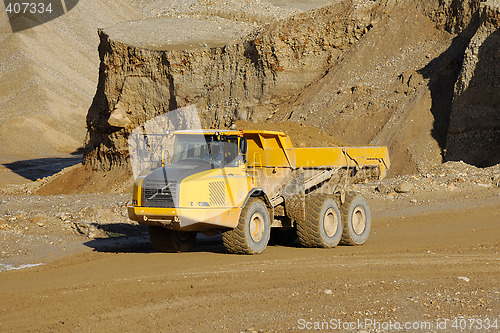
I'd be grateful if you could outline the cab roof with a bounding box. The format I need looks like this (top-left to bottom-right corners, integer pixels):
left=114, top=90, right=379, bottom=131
left=173, top=129, right=287, bottom=137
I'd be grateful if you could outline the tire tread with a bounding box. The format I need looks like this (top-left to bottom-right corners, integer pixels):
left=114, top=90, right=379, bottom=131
left=297, top=194, right=338, bottom=248
left=222, top=197, right=268, bottom=254
left=339, top=192, right=370, bottom=246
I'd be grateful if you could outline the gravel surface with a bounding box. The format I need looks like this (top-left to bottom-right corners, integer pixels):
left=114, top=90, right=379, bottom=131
left=0, top=193, right=498, bottom=332
left=0, top=193, right=147, bottom=267
left=356, top=161, right=500, bottom=203
left=129, top=0, right=303, bottom=22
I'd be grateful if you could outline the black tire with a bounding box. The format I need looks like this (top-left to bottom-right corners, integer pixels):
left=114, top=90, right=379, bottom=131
left=148, top=226, right=197, bottom=252
left=222, top=197, right=271, bottom=254
left=297, top=194, right=342, bottom=248
left=340, top=192, right=371, bottom=245
left=269, top=228, right=297, bottom=246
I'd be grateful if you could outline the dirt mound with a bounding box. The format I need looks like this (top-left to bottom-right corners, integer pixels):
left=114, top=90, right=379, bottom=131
left=36, top=164, right=133, bottom=195
left=272, top=0, right=500, bottom=176
left=275, top=1, right=453, bottom=176
left=234, top=120, right=345, bottom=147
left=1, top=164, right=133, bottom=196
left=83, top=0, right=383, bottom=170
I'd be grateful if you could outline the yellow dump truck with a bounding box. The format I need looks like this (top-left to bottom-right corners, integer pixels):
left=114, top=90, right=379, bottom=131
left=128, top=129, right=389, bottom=254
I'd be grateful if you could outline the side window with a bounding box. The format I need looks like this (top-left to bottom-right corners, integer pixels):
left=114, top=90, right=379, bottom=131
left=224, top=137, right=240, bottom=166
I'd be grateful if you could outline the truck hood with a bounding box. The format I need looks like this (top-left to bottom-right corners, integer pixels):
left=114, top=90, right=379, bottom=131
left=144, top=159, right=214, bottom=184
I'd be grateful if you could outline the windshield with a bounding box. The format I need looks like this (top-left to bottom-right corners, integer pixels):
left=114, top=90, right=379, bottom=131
left=128, top=105, right=204, bottom=180
left=172, top=134, right=241, bottom=167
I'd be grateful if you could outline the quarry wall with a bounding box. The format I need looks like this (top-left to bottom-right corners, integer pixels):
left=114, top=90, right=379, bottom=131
left=83, top=0, right=499, bottom=173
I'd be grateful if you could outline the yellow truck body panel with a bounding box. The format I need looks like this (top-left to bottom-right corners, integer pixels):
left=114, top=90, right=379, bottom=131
left=294, top=147, right=390, bottom=178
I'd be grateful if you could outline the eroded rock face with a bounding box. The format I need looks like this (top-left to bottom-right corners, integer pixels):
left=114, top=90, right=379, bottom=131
left=420, top=0, right=483, bottom=33
left=277, top=1, right=453, bottom=175
left=446, top=1, right=500, bottom=167
left=83, top=0, right=500, bottom=172
left=84, top=1, right=380, bottom=170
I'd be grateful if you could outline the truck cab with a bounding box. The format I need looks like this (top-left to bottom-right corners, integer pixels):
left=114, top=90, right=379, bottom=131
left=129, top=130, right=255, bottom=229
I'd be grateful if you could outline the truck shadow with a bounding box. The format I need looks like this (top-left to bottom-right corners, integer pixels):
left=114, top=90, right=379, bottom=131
left=83, top=232, right=301, bottom=254
left=83, top=233, right=228, bottom=254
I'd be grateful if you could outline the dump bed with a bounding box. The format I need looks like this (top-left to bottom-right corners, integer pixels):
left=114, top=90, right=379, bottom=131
left=242, top=130, right=390, bottom=179
left=295, top=147, right=390, bottom=179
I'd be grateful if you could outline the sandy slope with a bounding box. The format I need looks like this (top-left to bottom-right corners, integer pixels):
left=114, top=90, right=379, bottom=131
left=0, top=0, right=343, bottom=185
left=0, top=0, right=141, bottom=159
left=272, top=2, right=453, bottom=176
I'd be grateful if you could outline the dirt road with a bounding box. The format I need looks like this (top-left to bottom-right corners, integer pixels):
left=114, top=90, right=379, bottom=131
left=0, top=198, right=498, bottom=332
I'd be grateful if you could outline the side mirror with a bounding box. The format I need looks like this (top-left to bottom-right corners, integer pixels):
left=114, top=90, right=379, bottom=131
left=239, top=138, right=247, bottom=155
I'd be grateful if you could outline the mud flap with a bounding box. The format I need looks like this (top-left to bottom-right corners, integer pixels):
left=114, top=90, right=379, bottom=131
left=281, top=172, right=305, bottom=222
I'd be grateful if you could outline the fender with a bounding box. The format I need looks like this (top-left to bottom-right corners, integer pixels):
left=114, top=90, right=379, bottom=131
left=241, top=188, right=274, bottom=216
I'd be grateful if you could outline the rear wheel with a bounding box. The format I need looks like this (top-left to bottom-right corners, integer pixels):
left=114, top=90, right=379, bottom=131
left=297, top=194, right=342, bottom=248
left=148, top=226, right=197, bottom=252
left=222, top=197, right=271, bottom=254
left=340, top=192, right=371, bottom=245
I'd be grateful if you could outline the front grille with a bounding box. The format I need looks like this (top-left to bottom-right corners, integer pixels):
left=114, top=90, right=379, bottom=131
left=143, top=180, right=177, bottom=208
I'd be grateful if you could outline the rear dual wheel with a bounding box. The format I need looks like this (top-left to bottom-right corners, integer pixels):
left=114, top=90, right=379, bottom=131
left=340, top=192, right=371, bottom=245
left=297, top=194, right=343, bottom=248
left=297, top=192, right=371, bottom=248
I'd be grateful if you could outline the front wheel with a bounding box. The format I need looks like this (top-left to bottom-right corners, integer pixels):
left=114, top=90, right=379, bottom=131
left=340, top=192, right=371, bottom=245
left=148, top=226, right=197, bottom=252
left=222, top=197, right=271, bottom=254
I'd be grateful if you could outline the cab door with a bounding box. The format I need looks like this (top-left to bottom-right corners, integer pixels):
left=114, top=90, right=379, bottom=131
left=221, top=136, right=250, bottom=208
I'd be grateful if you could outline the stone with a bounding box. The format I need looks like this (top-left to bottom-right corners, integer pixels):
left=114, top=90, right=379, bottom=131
left=395, top=182, right=415, bottom=193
